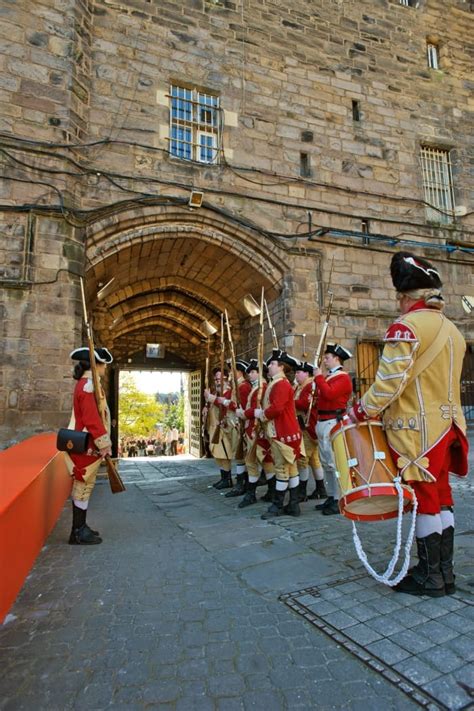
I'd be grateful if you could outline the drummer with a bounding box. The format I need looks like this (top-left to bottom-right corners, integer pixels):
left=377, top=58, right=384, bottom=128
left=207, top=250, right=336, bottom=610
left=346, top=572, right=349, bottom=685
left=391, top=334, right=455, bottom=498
left=349, top=252, right=468, bottom=597
left=312, top=344, right=353, bottom=516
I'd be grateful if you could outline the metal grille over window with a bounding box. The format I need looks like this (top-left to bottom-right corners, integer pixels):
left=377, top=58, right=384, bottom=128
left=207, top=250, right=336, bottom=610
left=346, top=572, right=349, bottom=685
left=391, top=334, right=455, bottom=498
left=169, top=85, right=220, bottom=164
left=399, top=0, right=417, bottom=6
left=420, top=147, right=455, bottom=224
left=427, top=42, right=439, bottom=69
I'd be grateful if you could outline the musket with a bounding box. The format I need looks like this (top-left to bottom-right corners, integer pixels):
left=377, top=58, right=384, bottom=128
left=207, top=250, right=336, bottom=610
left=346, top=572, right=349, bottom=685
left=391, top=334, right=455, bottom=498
left=79, top=278, right=126, bottom=494
left=305, top=258, right=335, bottom=426
left=201, top=337, right=211, bottom=444
left=256, top=287, right=265, bottom=422
left=225, top=309, right=244, bottom=460
left=211, top=313, right=226, bottom=445
left=264, top=299, right=279, bottom=348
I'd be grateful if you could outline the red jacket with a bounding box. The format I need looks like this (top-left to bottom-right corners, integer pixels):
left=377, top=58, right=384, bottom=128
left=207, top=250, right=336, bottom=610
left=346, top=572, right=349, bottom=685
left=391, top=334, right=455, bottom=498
left=294, top=379, right=318, bottom=440
left=262, top=373, right=301, bottom=456
left=72, top=376, right=110, bottom=450
left=227, top=378, right=252, bottom=412
left=244, top=382, right=268, bottom=440
left=315, top=368, right=352, bottom=418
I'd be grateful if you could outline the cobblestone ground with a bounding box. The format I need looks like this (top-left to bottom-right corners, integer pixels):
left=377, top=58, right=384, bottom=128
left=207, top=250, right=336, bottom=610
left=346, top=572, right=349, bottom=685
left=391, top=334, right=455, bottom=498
left=0, top=437, right=473, bottom=711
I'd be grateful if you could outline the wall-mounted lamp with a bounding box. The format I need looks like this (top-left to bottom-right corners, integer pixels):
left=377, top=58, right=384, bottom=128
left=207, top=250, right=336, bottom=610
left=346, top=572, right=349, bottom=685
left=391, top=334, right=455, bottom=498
left=97, top=277, right=116, bottom=301
left=242, top=293, right=261, bottom=317
left=189, top=190, right=204, bottom=208
left=201, top=319, right=218, bottom=336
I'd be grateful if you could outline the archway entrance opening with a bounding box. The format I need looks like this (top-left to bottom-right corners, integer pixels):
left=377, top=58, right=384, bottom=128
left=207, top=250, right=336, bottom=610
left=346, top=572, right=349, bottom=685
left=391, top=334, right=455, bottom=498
left=117, top=367, right=192, bottom=459
left=84, top=205, right=286, bottom=459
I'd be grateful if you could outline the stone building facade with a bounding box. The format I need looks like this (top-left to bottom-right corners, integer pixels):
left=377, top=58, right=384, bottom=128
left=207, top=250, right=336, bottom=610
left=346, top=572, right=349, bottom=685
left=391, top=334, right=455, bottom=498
left=0, top=0, right=473, bottom=448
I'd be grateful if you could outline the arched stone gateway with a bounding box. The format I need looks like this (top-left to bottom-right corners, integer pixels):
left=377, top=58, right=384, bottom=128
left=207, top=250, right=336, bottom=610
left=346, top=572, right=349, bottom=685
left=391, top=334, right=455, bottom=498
left=84, top=204, right=288, bottom=457
left=85, top=204, right=286, bottom=362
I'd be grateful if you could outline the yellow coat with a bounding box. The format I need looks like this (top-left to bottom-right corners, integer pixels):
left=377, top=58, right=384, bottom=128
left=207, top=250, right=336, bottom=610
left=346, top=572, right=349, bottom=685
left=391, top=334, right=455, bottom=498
left=360, top=308, right=466, bottom=483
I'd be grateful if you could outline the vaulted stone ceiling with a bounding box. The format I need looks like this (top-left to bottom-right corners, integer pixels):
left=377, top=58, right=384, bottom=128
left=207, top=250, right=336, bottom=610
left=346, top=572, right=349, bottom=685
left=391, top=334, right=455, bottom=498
left=84, top=205, right=285, bottom=368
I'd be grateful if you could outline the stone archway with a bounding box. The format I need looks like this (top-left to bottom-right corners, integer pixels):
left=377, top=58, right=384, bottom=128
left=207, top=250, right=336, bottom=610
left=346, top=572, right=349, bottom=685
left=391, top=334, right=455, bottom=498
left=85, top=203, right=286, bottom=366
left=83, top=203, right=287, bottom=456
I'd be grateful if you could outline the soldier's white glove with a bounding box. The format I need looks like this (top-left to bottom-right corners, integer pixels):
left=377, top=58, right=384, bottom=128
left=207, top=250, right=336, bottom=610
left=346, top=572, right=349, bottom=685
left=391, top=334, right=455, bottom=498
left=205, top=391, right=216, bottom=404
left=254, top=408, right=264, bottom=420
left=235, top=407, right=245, bottom=419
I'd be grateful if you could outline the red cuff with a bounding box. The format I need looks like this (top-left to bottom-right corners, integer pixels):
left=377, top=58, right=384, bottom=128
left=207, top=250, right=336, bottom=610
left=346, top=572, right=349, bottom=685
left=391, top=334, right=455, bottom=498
left=353, top=401, right=368, bottom=422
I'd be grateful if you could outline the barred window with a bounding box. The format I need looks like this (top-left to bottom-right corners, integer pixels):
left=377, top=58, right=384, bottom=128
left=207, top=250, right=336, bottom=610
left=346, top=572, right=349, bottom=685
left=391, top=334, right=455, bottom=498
left=427, top=42, right=439, bottom=69
left=399, top=0, right=418, bottom=6
left=420, top=146, right=455, bottom=223
left=169, top=85, right=220, bottom=164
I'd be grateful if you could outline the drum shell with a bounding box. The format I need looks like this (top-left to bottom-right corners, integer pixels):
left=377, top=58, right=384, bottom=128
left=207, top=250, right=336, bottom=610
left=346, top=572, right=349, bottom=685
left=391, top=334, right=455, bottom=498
left=331, top=418, right=413, bottom=522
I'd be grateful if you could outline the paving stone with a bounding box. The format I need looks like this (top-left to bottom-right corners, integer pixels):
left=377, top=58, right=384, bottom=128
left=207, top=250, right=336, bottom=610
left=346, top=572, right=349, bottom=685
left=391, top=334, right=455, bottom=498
left=366, top=639, right=412, bottom=665
left=445, top=633, right=474, bottom=661
left=2, top=458, right=472, bottom=711
left=306, top=598, right=339, bottom=616
left=319, top=610, right=358, bottom=630
left=343, top=623, right=383, bottom=646
left=242, top=690, right=285, bottom=710
left=440, top=611, right=474, bottom=634
left=208, top=673, right=246, bottom=697
left=365, top=614, right=406, bottom=637
left=389, top=628, right=435, bottom=655
left=393, top=657, right=442, bottom=685
left=423, top=673, right=473, bottom=710
left=412, top=618, right=460, bottom=644
left=419, top=646, right=466, bottom=674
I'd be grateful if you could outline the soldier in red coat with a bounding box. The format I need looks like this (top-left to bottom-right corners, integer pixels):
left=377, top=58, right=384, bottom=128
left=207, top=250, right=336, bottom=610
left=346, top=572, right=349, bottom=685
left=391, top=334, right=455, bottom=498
left=349, top=252, right=468, bottom=597
left=64, top=347, right=113, bottom=545
left=254, top=349, right=302, bottom=519
left=313, top=344, right=353, bottom=516
left=225, top=359, right=252, bottom=498
left=204, top=367, right=239, bottom=490
left=235, top=359, right=275, bottom=508
left=293, top=361, right=327, bottom=502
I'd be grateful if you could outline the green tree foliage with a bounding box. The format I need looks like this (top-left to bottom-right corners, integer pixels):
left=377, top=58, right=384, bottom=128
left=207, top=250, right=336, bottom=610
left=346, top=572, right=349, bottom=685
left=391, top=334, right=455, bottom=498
left=161, top=394, right=185, bottom=431
left=119, top=373, right=164, bottom=437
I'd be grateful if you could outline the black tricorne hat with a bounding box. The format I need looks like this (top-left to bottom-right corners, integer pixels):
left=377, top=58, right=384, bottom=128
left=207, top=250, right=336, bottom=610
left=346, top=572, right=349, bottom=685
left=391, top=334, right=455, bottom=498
left=265, top=349, right=299, bottom=369
left=296, top=360, right=314, bottom=375
left=246, top=359, right=268, bottom=376
left=390, top=252, right=442, bottom=293
left=70, top=347, right=113, bottom=364
left=235, top=359, right=249, bottom=372
left=324, top=343, right=352, bottom=362
left=246, top=359, right=259, bottom=373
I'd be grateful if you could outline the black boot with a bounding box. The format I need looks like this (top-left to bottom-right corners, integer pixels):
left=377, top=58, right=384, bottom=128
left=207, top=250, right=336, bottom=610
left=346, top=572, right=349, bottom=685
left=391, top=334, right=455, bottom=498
left=440, top=526, right=455, bottom=595
left=298, top=480, right=308, bottom=503
left=260, top=475, right=276, bottom=502
left=256, top=470, right=267, bottom=487
left=215, top=470, right=233, bottom=490
left=225, top=472, right=247, bottom=498
left=322, top=498, right=340, bottom=516
left=283, top=485, right=301, bottom=517
left=316, top=495, right=333, bottom=511
left=308, top=479, right=328, bottom=500
left=69, top=505, right=102, bottom=545
left=261, top=488, right=286, bottom=520
left=238, top=480, right=258, bottom=508
left=212, top=470, right=225, bottom=488
left=394, top=533, right=445, bottom=597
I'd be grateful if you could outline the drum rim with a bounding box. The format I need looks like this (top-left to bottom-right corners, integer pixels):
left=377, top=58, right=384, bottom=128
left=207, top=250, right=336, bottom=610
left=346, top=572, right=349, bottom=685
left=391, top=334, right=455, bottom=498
left=330, top=418, right=384, bottom=441
left=340, top=485, right=414, bottom=522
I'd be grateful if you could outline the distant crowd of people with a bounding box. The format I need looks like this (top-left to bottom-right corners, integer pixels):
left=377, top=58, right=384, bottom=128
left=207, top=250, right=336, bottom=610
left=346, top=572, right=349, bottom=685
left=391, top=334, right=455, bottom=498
left=119, top=429, right=185, bottom=458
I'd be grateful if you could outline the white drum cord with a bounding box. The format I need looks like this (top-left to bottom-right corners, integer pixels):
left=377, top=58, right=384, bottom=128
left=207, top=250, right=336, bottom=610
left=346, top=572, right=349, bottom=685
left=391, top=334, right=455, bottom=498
left=351, top=478, right=418, bottom=586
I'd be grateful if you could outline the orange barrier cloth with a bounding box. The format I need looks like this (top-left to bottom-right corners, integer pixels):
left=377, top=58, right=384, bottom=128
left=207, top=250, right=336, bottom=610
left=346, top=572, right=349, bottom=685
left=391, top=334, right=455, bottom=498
left=0, top=433, right=72, bottom=623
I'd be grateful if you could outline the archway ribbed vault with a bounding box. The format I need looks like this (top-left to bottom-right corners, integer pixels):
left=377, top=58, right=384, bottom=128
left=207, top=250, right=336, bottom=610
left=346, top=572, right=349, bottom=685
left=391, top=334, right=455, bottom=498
left=85, top=205, right=286, bottom=367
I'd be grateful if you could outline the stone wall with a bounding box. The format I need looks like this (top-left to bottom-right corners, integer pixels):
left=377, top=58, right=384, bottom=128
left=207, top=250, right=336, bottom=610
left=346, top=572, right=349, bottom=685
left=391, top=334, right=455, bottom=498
left=0, top=0, right=473, bottom=445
